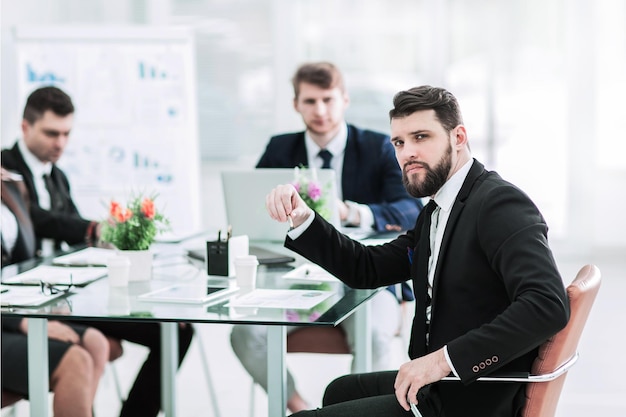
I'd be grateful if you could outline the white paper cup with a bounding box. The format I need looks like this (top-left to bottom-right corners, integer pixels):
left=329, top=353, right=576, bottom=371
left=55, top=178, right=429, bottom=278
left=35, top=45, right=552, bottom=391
left=107, top=256, right=131, bottom=287
left=234, top=255, right=259, bottom=289
left=107, top=287, right=130, bottom=315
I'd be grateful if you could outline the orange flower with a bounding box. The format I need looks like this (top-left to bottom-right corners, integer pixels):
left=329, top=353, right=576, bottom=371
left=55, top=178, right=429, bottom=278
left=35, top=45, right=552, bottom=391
left=101, top=193, right=169, bottom=250
left=141, top=198, right=155, bottom=219
left=110, top=200, right=133, bottom=223
left=122, top=208, right=133, bottom=222
left=109, top=201, right=121, bottom=217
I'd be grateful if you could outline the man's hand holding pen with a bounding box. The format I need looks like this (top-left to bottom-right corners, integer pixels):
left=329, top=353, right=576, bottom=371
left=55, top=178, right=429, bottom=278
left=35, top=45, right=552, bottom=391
left=394, top=348, right=451, bottom=414
left=265, top=184, right=313, bottom=229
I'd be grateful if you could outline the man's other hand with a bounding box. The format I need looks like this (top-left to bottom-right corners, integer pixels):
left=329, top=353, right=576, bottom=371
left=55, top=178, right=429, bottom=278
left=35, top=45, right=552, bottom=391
left=394, top=348, right=451, bottom=411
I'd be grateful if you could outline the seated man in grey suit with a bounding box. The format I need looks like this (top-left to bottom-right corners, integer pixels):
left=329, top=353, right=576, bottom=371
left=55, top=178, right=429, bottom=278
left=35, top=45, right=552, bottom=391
left=231, top=62, right=422, bottom=412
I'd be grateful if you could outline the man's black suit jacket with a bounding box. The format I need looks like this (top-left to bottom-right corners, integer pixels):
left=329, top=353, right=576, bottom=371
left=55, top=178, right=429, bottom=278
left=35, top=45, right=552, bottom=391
left=257, top=124, right=422, bottom=231
left=285, top=159, right=570, bottom=417
left=1, top=143, right=89, bottom=250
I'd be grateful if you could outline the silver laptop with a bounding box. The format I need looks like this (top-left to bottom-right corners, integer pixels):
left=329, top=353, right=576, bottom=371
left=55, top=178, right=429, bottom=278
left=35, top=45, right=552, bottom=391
left=221, top=168, right=339, bottom=242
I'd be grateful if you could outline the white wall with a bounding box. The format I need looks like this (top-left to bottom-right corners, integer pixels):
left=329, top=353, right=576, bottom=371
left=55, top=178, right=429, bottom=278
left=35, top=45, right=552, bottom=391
left=1, top=0, right=625, bottom=251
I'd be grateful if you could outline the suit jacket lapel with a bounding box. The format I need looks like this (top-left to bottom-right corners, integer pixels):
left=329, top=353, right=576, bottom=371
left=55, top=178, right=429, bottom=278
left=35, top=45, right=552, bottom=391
left=341, top=125, right=357, bottom=199
left=292, top=133, right=309, bottom=167
left=10, top=145, right=39, bottom=205
left=431, top=160, right=486, bottom=302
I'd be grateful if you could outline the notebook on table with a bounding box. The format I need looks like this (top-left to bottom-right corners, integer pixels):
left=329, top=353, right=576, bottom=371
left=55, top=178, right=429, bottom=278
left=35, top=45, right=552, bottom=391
left=138, top=284, right=238, bottom=304
left=221, top=168, right=340, bottom=242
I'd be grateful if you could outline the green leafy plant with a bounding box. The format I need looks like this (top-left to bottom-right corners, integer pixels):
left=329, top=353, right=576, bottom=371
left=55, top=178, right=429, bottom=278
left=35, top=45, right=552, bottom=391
left=101, top=193, right=169, bottom=250
left=292, top=166, right=332, bottom=220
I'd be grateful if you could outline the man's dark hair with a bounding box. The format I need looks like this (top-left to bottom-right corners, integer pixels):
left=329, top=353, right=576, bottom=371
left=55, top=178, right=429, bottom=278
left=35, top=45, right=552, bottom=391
left=23, top=86, right=74, bottom=124
left=291, top=62, right=345, bottom=98
left=389, top=85, right=463, bottom=133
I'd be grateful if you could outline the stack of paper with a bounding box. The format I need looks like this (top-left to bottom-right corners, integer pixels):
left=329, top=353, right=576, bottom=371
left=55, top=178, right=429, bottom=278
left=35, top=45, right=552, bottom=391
left=282, top=263, right=339, bottom=282
left=52, top=247, right=116, bottom=267
left=0, top=285, right=69, bottom=307
left=227, top=289, right=334, bottom=309
left=1, top=265, right=106, bottom=286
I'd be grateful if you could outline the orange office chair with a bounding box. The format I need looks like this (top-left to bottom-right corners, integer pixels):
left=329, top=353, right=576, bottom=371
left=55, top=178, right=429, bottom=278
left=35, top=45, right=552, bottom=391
left=442, top=264, right=601, bottom=417
left=287, top=326, right=351, bottom=354
left=248, top=326, right=351, bottom=417
left=521, top=264, right=601, bottom=416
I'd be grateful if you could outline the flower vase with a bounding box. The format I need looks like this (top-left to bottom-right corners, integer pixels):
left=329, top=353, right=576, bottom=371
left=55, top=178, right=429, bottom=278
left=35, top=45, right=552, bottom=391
left=118, top=249, right=153, bottom=282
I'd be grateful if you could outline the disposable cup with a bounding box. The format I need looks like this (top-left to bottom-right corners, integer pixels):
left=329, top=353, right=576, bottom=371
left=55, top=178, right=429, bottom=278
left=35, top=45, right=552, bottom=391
left=234, top=255, right=259, bottom=289
left=107, top=256, right=131, bottom=287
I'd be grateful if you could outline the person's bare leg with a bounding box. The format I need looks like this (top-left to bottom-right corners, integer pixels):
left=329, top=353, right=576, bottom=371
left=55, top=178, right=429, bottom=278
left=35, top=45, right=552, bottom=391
left=287, top=390, right=309, bottom=413
left=50, top=345, right=94, bottom=417
left=80, top=328, right=110, bottom=400
left=107, top=336, right=124, bottom=361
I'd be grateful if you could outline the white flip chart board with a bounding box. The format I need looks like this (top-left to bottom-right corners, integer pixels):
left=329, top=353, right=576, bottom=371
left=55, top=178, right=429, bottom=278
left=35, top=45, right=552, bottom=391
left=9, top=26, right=202, bottom=237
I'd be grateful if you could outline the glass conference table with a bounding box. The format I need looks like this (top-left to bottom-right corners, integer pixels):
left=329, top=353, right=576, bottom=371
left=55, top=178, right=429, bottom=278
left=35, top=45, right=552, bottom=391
left=0, top=244, right=378, bottom=417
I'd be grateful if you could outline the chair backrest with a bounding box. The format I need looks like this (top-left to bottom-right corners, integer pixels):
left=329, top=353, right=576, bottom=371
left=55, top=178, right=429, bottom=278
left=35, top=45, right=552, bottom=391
left=1, top=390, right=23, bottom=408
left=522, top=264, right=601, bottom=417
left=287, top=327, right=351, bottom=354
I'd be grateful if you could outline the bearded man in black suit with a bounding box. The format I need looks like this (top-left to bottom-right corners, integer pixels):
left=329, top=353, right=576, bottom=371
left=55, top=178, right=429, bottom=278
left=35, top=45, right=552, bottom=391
left=265, top=85, right=570, bottom=417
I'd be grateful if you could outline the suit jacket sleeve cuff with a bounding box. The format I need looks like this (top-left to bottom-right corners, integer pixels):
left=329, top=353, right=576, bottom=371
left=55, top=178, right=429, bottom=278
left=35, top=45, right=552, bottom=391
left=286, top=210, right=315, bottom=240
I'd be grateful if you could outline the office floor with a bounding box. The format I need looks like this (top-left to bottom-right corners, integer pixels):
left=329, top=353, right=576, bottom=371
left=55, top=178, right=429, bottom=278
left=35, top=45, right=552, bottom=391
left=4, top=244, right=625, bottom=417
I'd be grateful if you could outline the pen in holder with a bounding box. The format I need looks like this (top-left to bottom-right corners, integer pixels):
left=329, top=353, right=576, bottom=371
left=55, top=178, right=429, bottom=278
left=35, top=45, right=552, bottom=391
left=206, top=234, right=249, bottom=277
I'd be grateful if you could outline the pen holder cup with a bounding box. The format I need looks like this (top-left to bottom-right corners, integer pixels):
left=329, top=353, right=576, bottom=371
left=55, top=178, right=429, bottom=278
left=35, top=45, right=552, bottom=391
left=206, top=235, right=249, bottom=277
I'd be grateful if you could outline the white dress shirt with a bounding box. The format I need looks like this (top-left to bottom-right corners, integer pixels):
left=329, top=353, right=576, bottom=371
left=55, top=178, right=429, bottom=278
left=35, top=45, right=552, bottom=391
left=17, top=139, right=53, bottom=210
left=430, top=159, right=473, bottom=375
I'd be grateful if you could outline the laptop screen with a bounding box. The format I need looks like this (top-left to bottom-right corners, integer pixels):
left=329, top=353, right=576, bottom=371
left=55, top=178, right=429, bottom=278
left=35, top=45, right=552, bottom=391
left=221, top=168, right=339, bottom=242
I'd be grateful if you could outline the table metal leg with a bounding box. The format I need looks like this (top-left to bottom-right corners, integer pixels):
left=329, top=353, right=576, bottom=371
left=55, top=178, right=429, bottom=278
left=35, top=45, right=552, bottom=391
left=353, top=301, right=372, bottom=373
left=267, top=326, right=287, bottom=417
left=161, top=322, right=179, bottom=416
left=27, top=317, right=49, bottom=417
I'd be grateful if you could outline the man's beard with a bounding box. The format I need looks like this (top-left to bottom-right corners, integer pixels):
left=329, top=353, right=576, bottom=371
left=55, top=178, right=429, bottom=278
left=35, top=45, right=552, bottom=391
left=402, top=143, right=452, bottom=198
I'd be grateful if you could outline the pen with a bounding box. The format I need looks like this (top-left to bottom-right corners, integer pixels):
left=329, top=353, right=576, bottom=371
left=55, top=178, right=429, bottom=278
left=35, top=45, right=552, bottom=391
left=227, top=225, right=232, bottom=240
left=287, top=215, right=294, bottom=229
left=410, top=402, right=423, bottom=417
left=217, top=230, right=221, bottom=242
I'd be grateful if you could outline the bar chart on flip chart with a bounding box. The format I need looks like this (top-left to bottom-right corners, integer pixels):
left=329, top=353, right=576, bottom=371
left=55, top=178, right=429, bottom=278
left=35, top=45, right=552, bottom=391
left=5, top=26, right=202, bottom=236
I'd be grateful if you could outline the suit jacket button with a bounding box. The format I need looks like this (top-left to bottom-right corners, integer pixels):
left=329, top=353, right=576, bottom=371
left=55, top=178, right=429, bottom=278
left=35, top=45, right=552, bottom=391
left=479, top=362, right=486, bottom=369
left=485, top=358, right=492, bottom=366
left=492, top=355, right=499, bottom=363
left=472, top=365, right=479, bottom=373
